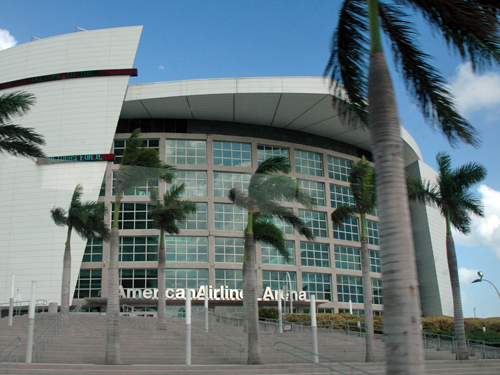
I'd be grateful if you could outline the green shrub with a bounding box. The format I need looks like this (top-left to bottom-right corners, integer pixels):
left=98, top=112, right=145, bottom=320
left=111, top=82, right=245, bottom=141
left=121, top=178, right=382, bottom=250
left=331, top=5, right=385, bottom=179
left=259, top=307, right=278, bottom=320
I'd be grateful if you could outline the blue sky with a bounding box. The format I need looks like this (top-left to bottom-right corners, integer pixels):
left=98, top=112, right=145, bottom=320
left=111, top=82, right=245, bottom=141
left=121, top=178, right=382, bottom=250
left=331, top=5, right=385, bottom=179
left=2, top=0, right=500, bottom=318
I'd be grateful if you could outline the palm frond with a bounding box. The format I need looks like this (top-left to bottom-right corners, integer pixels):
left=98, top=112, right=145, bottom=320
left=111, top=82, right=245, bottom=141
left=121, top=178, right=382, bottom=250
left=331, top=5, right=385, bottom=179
left=407, top=176, right=438, bottom=207
left=379, top=2, right=479, bottom=147
left=325, top=0, right=369, bottom=125
left=397, top=0, right=500, bottom=70
left=254, top=156, right=291, bottom=175
left=451, top=162, right=487, bottom=191
left=50, top=207, right=68, bottom=227
left=349, top=156, right=377, bottom=213
left=253, top=220, right=288, bottom=261
left=331, top=205, right=358, bottom=227
left=116, top=129, right=176, bottom=196
left=0, top=125, right=46, bottom=158
left=149, top=184, right=197, bottom=236
left=0, top=92, right=36, bottom=124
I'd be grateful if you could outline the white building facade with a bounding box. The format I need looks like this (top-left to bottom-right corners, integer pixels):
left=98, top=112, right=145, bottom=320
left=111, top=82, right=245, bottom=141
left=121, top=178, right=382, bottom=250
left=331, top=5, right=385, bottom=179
left=0, top=26, right=452, bottom=317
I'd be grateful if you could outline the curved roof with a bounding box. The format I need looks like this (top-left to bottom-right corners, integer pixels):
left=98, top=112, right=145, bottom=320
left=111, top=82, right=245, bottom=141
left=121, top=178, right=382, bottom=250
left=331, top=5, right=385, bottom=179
left=122, top=76, right=423, bottom=165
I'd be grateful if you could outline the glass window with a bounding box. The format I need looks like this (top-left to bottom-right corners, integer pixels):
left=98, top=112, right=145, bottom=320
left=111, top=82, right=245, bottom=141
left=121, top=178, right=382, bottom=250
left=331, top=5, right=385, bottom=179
left=294, top=150, right=323, bottom=177
left=115, top=203, right=155, bottom=230
left=113, top=171, right=158, bottom=196
left=333, top=217, right=359, bottom=242
left=337, top=275, right=363, bottom=303
left=215, top=237, right=244, bottom=263
left=367, top=220, right=380, bottom=246
left=120, top=269, right=158, bottom=289
left=330, top=184, right=355, bottom=208
left=372, top=278, right=383, bottom=305
left=213, top=172, right=251, bottom=197
left=215, top=269, right=243, bottom=289
left=261, top=241, right=294, bottom=265
left=299, top=210, right=328, bottom=238
left=166, top=140, right=206, bottom=165
left=213, top=141, right=251, bottom=167
left=165, top=269, right=208, bottom=289
left=114, top=139, right=159, bottom=164
left=300, top=242, right=329, bottom=267
left=172, top=171, right=207, bottom=196
left=177, top=203, right=207, bottom=230
left=257, top=145, right=289, bottom=165
left=334, top=245, right=361, bottom=270
left=262, top=216, right=293, bottom=235
left=328, top=156, right=352, bottom=182
left=82, top=238, right=103, bottom=263
left=302, top=273, right=331, bottom=301
left=370, top=250, right=382, bottom=273
left=119, top=236, right=159, bottom=262
left=165, top=236, right=208, bottom=262
left=214, top=203, right=247, bottom=232
left=298, top=179, right=326, bottom=206
left=99, top=176, right=106, bottom=197
left=338, top=309, right=364, bottom=316
left=73, top=269, right=102, bottom=298
left=262, top=271, right=296, bottom=292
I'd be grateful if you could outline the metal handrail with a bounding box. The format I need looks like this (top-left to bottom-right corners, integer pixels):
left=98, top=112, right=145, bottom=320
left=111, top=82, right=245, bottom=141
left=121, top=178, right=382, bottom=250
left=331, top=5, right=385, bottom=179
left=192, top=325, right=244, bottom=363
left=0, top=337, right=21, bottom=374
left=32, top=305, right=82, bottom=361
left=274, top=341, right=376, bottom=375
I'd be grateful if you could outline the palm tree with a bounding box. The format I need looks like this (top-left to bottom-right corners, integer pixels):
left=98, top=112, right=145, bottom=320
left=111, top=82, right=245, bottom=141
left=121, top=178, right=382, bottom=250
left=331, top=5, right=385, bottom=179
left=408, top=151, right=486, bottom=360
left=0, top=91, right=45, bottom=159
left=149, top=183, right=197, bottom=330
left=106, top=129, right=175, bottom=365
left=229, top=156, right=314, bottom=364
left=330, top=156, right=377, bottom=362
left=325, top=2, right=500, bottom=370
left=50, top=184, right=109, bottom=327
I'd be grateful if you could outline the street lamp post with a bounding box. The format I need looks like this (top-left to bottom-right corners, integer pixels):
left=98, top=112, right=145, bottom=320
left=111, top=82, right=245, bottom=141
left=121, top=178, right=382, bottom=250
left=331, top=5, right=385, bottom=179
left=472, top=271, right=500, bottom=300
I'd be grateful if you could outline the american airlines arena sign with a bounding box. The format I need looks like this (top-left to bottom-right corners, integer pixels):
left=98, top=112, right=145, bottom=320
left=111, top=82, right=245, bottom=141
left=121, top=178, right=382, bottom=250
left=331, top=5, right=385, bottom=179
left=0, top=69, right=138, bottom=90
left=119, top=285, right=310, bottom=302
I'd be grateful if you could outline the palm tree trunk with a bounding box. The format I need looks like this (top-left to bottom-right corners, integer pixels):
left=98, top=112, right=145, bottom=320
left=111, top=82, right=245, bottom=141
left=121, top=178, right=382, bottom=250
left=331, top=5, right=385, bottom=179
left=157, top=229, right=167, bottom=330
left=106, top=201, right=121, bottom=365
left=61, top=229, right=72, bottom=328
left=446, top=219, right=468, bottom=360
left=368, top=46, right=425, bottom=375
left=360, top=216, right=375, bottom=362
left=244, top=230, right=263, bottom=365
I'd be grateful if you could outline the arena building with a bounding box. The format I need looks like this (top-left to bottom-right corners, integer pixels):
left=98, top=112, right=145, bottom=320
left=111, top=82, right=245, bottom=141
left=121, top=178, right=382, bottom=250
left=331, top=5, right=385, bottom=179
left=0, top=26, right=453, bottom=317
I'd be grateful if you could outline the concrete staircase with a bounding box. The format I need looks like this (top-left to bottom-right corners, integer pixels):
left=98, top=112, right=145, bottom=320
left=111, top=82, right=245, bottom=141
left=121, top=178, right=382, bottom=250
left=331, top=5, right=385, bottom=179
left=2, top=313, right=500, bottom=374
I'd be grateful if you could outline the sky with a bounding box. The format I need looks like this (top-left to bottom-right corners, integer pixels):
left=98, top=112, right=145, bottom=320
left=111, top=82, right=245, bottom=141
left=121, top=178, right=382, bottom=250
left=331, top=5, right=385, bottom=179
left=2, top=0, right=500, bottom=318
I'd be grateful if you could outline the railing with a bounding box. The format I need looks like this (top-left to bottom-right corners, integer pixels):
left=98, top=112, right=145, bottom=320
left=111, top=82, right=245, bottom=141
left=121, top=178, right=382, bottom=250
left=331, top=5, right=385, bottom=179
left=0, top=338, right=21, bottom=375
left=192, top=325, right=245, bottom=363
left=121, top=304, right=157, bottom=330
left=274, top=342, right=376, bottom=375
left=32, top=305, right=81, bottom=361
left=0, top=299, right=49, bottom=316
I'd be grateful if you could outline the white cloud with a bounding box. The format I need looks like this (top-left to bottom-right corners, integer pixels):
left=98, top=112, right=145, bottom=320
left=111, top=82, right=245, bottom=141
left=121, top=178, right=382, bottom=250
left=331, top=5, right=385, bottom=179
left=459, top=267, right=480, bottom=286
left=454, top=185, right=500, bottom=258
left=159, top=66, right=164, bottom=70
left=0, top=29, right=17, bottom=50
left=448, top=63, right=500, bottom=116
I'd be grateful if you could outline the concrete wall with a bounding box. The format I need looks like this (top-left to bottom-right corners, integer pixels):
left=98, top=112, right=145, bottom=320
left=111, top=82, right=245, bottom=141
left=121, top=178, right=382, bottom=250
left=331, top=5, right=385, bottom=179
left=0, top=26, right=142, bottom=304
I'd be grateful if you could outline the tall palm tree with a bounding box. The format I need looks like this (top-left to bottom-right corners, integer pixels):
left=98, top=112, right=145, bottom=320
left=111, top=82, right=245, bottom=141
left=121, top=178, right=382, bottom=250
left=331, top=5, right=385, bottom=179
left=229, top=156, right=314, bottom=364
left=330, top=156, right=377, bottom=362
left=325, top=2, right=500, bottom=371
left=0, top=91, right=45, bottom=159
left=106, top=129, right=175, bottom=365
left=408, top=151, right=486, bottom=360
left=149, top=183, right=197, bottom=330
left=50, top=184, right=109, bottom=327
